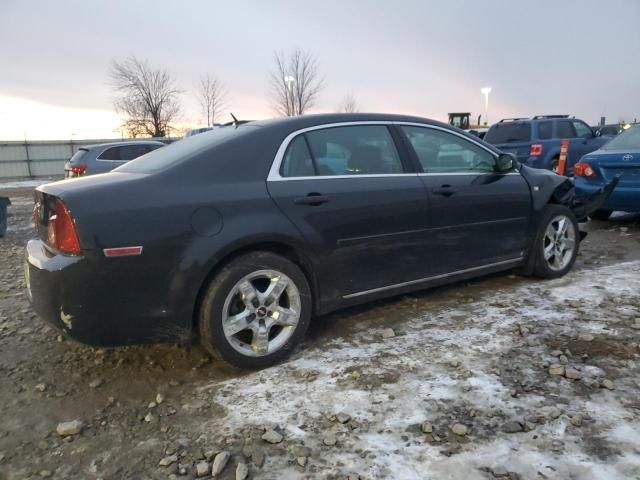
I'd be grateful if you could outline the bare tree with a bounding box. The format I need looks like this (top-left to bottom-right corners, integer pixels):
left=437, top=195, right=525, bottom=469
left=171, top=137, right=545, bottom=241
left=110, top=56, right=181, bottom=138
left=269, top=49, right=324, bottom=116
left=340, top=93, right=359, bottom=113
left=196, top=74, right=227, bottom=126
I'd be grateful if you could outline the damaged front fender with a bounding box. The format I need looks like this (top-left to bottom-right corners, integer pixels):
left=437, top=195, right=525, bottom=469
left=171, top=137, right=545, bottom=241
left=571, top=175, right=621, bottom=220
left=518, top=165, right=619, bottom=220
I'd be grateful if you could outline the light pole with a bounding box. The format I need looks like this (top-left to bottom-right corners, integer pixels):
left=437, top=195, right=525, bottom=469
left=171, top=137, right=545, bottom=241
left=284, top=75, right=295, bottom=116
left=481, top=86, right=492, bottom=126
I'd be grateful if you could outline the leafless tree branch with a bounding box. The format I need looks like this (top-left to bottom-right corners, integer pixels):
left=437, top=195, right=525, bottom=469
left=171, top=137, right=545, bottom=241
left=340, top=93, right=359, bottom=113
left=269, top=49, right=324, bottom=116
left=196, top=74, right=227, bottom=126
left=110, top=56, right=181, bottom=137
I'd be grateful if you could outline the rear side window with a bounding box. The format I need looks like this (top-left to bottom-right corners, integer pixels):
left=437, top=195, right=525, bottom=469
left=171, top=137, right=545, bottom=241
left=556, top=121, right=576, bottom=138
left=280, top=125, right=403, bottom=177
left=537, top=122, right=553, bottom=140
left=280, top=136, right=315, bottom=177
left=99, top=144, right=151, bottom=161
left=484, top=123, right=531, bottom=144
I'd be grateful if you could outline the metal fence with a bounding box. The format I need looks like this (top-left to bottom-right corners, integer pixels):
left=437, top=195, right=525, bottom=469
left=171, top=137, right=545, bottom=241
left=0, top=138, right=178, bottom=180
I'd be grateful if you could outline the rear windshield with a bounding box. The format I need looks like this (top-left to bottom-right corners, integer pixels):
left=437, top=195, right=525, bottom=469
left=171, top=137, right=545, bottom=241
left=601, top=126, right=640, bottom=151
left=484, top=123, right=531, bottom=144
left=68, top=148, right=88, bottom=164
left=116, top=125, right=256, bottom=173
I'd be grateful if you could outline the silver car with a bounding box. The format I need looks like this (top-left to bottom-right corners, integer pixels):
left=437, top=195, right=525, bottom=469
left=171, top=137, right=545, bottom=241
left=64, top=140, right=165, bottom=178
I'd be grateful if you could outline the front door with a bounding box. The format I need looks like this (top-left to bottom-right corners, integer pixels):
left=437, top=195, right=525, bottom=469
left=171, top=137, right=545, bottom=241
left=398, top=125, right=532, bottom=275
left=267, top=124, right=430, bottom=301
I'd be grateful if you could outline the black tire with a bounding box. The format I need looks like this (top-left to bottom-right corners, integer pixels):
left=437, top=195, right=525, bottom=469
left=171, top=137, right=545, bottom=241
left=590, top=209, right=613, bottom=221
left=549, top=157, right=559, bottom=174
left=199, top=251, right=311, bottom=369
left=532, top=204, right=579, bottom=279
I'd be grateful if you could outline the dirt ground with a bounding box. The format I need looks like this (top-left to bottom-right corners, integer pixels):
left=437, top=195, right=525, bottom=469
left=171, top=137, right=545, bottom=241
left=1, top=183, right=639, bottom=480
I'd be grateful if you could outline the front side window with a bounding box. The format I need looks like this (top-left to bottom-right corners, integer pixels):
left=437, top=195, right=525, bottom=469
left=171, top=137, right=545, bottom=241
left=572, top=121, right=593, bottom=138
left=556, top=121, right=576, bottom=138
left=401, top=126, right=496, bottom=173
left=279, top=125, right=403, bottom=177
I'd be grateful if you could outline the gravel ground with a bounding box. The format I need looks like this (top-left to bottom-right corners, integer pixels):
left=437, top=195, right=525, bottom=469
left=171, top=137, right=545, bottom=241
left=1, top=182, right=639, bottom=480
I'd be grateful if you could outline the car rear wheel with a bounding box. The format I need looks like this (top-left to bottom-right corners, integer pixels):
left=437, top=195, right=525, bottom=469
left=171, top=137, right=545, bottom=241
left=550, top=157, right=559, bottom=174
left=199, top=251, right=311, bottom=369
left=532, top=205, right=579, bottom=278
left=590, top=209, right=613, bottom=221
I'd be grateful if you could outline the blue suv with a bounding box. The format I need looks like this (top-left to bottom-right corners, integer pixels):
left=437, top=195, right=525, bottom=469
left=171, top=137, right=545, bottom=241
left=484, top=115, right=611, bottom=173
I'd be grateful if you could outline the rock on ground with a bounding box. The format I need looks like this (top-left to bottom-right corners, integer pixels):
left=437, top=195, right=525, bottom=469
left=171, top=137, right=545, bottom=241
left=56, top=420, right=83, bottom=436
left=211, top=451, right=230, bottom=476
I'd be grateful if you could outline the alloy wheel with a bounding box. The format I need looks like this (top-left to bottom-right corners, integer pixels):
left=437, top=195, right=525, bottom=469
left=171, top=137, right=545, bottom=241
left=543, top=215, right=576, bottom=271
left=221, top=269, right=301, bottom=357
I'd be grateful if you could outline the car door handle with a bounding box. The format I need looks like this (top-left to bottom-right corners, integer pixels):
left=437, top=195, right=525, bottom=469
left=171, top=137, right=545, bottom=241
left=432, top=185, right=458, bottom=197
left=293, top=193, right=329, bottom=206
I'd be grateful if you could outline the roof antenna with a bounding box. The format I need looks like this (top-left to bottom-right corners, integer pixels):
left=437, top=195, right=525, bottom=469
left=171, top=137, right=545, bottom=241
left=230, top=112, right=239, bottom=127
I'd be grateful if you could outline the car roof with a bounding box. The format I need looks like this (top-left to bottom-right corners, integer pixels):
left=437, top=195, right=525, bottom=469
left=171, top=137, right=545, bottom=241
left=242, top=113, right=495, bottom=151
left=249, top=112, right=450, bottom=130
left=81, top=140, right=165, bottom=150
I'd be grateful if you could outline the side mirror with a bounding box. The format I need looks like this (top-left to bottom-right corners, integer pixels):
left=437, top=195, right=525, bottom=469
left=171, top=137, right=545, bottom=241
left=496, top=153, right=516, bottom=172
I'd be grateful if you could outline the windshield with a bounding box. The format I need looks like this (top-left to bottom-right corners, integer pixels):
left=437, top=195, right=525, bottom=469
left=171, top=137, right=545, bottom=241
left=68, top=149, right=88, bottom=164
left=116, top=125, right=255, bottom=173
left=601, top=126, right=640, bottom=151
left=484, top=123, right=531, bottom=144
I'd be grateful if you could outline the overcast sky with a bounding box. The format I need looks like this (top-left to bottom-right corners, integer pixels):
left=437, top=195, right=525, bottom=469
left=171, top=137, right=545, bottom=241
left=1, top=0, right=639, bottom=139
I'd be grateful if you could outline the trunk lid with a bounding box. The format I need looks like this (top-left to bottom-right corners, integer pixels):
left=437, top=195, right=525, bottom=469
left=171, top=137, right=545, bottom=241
left=33, top=172, right=149, bottom=245
left=587, top=151, right=640, bottom=187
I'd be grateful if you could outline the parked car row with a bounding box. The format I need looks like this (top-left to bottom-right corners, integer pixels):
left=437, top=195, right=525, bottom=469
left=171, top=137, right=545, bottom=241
left=64, top=141, right=165, bottom=178
left=27, top=113, right=617, bottom=368
left=483, top=115, right=611, bottom=173
left=63, top=126, right=227, bottom=179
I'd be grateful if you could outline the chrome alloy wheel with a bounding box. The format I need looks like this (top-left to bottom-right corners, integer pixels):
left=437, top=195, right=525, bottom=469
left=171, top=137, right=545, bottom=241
left=543, top=215, right=576, bottom=271
left=221, top=269, right=301, bottom=357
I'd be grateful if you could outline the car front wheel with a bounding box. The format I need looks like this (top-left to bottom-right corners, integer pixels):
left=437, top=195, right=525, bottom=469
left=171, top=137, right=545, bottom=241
left=532, top=205, right=579, bottom=278
left=199, top=251, right=311, bottom=369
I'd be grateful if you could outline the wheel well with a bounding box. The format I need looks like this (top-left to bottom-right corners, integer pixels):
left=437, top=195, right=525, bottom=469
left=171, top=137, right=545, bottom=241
left=191, top=242, right=317, bottom=333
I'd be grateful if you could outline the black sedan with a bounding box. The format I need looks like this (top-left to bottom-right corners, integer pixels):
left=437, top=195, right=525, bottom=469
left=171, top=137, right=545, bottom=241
left=25, top=113, right=609, bottom=369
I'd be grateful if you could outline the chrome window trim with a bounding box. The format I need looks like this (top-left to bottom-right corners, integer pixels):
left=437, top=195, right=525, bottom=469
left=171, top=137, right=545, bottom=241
left=267, top=120, right=513, bottom=181
left=342, top=257, right=523, bottom=299
left=267, top=121, right=398, bottom=182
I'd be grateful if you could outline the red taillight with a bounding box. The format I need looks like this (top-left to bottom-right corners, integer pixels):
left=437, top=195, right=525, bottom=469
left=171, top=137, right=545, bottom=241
left=574, top=162, right=596, bottom=178
left=530, top=144, right=543, bottom=156
left=70, top=164, right=86, bottom=175
left=47, top=199, right=81, bottom=255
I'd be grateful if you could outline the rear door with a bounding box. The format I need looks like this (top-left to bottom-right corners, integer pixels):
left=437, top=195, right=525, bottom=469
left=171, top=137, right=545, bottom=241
left=267, top=123, right=431, bottom=300
left=399, top=125, right=531, bottom=275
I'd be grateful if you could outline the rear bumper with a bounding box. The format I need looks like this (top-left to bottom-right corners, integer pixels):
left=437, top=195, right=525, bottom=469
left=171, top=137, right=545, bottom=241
left=575, top=181, right=640, bottom=212
left=25, top=239, right=189, bottom=346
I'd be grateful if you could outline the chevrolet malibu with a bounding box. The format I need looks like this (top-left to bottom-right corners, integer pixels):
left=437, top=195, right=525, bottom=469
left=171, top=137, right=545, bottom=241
left=26, top=114, right=602, bottom=369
